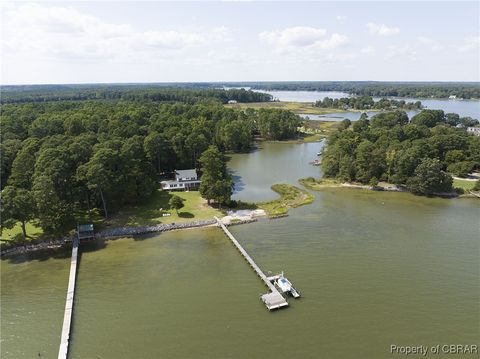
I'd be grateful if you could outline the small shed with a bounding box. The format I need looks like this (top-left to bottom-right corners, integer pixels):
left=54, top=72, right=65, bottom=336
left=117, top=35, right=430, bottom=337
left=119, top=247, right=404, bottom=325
left=77, top=224, right=95, bottom=240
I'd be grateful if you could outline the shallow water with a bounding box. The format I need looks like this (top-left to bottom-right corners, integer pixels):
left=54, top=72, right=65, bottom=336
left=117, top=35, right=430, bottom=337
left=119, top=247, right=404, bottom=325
left=1, top=141, right=479, bottom=359
left=257, top=90, right=480, bottom=119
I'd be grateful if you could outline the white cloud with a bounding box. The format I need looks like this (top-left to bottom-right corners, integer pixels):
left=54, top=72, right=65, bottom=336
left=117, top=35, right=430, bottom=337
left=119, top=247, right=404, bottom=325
left=259, top=26, right=348, bottom=53
left=386, top=45, right=417, bottom=58
left=361, top=46, right=375, bottom=55
left=315, top=33, right=349, bottom=50
left=367, top=22, right=400, bottom=36
left=459, top=36, right=480, bottom=51
left=416, top=36, right=433, bottom=44
left=336, top=15, right=347, bottom=21
left=416, top=36, right=443, bottom=51
left=2, top=3, right=229, bottom=62
left=259, top=26, right=327, bottom=48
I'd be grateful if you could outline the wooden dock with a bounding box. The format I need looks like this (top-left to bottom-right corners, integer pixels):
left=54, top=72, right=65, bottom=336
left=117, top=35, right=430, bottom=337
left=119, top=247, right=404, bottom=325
left=214, top=217, right=288, bottom=310
left=58, top=237, right=79, bottom=359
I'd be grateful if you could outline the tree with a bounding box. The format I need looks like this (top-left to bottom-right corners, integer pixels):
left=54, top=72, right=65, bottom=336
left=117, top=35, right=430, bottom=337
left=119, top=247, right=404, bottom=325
left=407, top=158, right=453, bottom=195
left=144, top=131, right=167, bottom=173
left=447, top=161, right=474, bottom=177
left=1, top=186, right=36, bottom=239
left=198, top=146, right=233, bottom=205
left=411, top=110, right=445, bottom=128
left=8, top=138, right=41, bottom=189
left=76, top=147, right=120, bottom=218
left=169, top=195, right=184, bottom=214
left=32, top=176, right=74, bottom=234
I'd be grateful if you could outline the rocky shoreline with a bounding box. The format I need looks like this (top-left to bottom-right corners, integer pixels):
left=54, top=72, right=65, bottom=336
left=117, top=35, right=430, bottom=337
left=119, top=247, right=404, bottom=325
left=1, top=218, right=259, bottom=258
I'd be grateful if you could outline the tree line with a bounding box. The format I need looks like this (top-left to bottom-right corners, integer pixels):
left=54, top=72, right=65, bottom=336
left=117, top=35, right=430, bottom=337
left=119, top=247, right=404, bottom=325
left=0, top=87, right=272, bottom=104
left=321, top=110, right=480, bottom=195
left=1, top=92, right=300, bottom=238
left=315, top=96, right=422, bottom=110
left=221, top=81, right=480, bottom=99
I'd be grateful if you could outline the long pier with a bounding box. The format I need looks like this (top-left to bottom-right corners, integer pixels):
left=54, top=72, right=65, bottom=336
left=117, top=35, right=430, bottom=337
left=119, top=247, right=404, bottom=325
left=214, top=217, right=288, bottom=310
left=58, top=237, right=79, bottom=359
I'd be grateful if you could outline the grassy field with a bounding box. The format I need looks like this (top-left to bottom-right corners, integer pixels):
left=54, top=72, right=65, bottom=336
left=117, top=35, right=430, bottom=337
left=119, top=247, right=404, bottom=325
left=453, top=178, right=477, bottom=191
left=1, top=185, right=317, bottom=242
left=105, top=190, right=224, bottom=228
left=1, top=190, right=224, bottom=242
left=225, top=101, right=348, bottom=115
left=1, top=222, right=44, bottom=242
left=300, top=120, right=341, bottom=140
left=258, top=184, right=315, bottom=216
left=299, top=177, right=342, bottom=190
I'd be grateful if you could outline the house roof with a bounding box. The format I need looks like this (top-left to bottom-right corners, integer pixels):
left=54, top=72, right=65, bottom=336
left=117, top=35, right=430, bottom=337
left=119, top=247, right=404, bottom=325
left=176, top=169, right=197, bottom=178
left=78, top=224, right=94, bottom=232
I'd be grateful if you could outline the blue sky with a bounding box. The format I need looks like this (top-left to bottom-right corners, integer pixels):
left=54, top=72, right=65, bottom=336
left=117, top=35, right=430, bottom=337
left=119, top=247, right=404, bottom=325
left=1, top=1, right=479, bottom=84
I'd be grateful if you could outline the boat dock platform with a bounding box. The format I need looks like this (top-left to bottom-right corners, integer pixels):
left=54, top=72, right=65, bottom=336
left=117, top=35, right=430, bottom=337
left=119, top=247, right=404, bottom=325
left=58, top=237, right=79, bottom=359
left=214, top=217, right=289, bottom=310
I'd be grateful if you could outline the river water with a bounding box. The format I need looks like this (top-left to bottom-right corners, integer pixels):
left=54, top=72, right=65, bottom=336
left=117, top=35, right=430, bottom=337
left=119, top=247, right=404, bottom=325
left=1, top=141, right=478, bottom=359
left=258, top=90, right=480, bottom=120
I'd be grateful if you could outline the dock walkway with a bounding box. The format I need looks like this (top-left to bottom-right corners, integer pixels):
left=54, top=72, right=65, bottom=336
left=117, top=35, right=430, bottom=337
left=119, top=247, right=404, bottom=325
left=58, top=237, right=79, bottom=359
left=214, top=217, right=288, bottom=310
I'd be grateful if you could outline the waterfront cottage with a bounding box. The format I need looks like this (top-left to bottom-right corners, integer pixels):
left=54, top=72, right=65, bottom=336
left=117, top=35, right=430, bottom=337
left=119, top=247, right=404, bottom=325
left=467, top=127, right=480, bottom=136
left=161, top=169, right=201, bottom=190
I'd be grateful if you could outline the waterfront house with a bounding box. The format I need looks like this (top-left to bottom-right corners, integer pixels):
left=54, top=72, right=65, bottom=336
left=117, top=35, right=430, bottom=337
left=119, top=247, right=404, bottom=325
left=161, top=169, right=201, bottom=190
left=227, top=100, right=238, bottom=104
left=467, top=127, right=480, bottom=136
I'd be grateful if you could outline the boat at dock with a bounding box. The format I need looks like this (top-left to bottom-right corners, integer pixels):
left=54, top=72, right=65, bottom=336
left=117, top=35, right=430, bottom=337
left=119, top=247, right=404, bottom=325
left=274, top=273, right=301, bottom=299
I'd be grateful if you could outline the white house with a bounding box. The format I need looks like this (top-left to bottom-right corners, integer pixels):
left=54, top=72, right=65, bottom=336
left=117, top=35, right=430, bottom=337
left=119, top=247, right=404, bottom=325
left=467, top=127, right=480, bottom=136
left=161, top=169, right=201, bottom=190
left=227, top=100, right=238, bottom=104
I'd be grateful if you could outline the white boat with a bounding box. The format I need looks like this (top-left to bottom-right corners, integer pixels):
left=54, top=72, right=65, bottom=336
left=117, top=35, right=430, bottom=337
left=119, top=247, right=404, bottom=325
left=275, top=275, right=301, bottom=298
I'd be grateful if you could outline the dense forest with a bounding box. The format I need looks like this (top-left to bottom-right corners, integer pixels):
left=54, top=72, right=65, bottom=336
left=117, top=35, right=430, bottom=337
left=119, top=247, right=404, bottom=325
left=321, top=110, right=480, bottom=195
left=0, top=89, right=299, bottom=237
left=3, top=82, right=479, bottom=102
left=0, top=86, right=272, bottom=104
left=315, top=96, right=422, bottom=110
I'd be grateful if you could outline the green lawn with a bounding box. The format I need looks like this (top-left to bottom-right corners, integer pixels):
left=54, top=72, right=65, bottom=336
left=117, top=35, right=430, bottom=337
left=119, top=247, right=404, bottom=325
left=453, top=178, right=476, bottom=191
left=1, top=190, right=224, bottom=242
left=299, top=177, right=342, bottom=190
left=105, top=190, right=224, bottom=228
left=1, top=222, right=44, bottom=242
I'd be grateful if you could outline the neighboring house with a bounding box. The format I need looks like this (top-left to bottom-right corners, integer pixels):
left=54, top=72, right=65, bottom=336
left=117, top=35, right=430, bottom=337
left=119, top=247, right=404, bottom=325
left=448, top=95, right=457, bottom=99
left=227, top=100, right=238, bottom=104
left=161, top=169, right=201, bottom=190
left=467, top=127, right=480, bottom=136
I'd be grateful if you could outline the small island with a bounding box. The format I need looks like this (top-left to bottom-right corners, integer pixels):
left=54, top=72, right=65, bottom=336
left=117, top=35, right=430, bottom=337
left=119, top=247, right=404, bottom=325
left=314, top=96, right=422, bottom=111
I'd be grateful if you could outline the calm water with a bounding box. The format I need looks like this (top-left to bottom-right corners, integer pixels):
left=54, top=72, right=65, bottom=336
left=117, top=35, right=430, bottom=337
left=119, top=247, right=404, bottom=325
left=1, top=142, right=479, bottom=358
left=300, top=111, right=418, bottom=122
left=254, top=90, right=350, bottom=102
left=258, top=90, right=480, bottom=119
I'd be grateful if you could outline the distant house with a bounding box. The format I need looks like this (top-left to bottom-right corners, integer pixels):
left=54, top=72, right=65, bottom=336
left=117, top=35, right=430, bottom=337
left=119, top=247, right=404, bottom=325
left=227, top=100, right=238, bottom=104
left=467, top=127, right=480, bottom=136
left=448, top=95, right=457, bottom=99
left=161, top=169, right=201, bottom=190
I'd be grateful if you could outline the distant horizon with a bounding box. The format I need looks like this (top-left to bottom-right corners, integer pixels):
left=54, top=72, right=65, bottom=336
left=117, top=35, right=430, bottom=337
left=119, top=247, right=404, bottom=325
left=3, top=80, right=480, bottom=88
